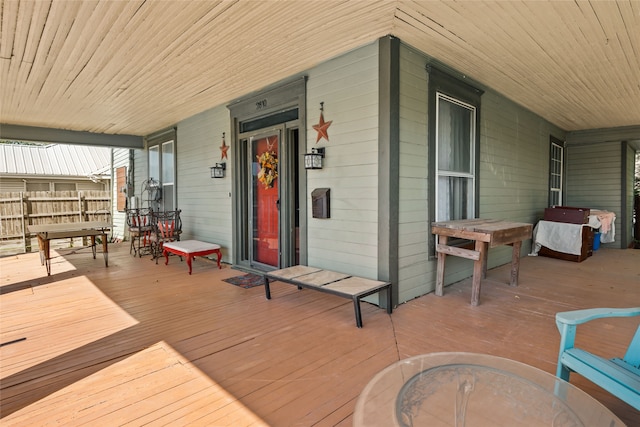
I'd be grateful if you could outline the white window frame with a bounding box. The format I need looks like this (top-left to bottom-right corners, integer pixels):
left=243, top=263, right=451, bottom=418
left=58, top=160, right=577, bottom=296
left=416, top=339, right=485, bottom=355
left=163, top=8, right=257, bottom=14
left=549, top=139, right=564, bottom=206
left=161, top=140, right=175, bottom=211
left=146, top=128, right=176, bottom=211
left=435, top=92, right=477, bottom=222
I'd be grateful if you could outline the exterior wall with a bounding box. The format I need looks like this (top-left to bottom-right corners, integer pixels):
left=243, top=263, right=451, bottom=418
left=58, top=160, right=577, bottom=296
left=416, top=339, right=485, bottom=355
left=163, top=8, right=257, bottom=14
left=0, top=177, right=107, bottom=192
left=397, top=45, right=431, bottom=302
left=110, top=148, right=129, bottom=240
left=135, top=36, right=617, bottom=307
left=396, top=43, right=565, bottom=302
left=304, top=41, right=380, bottom=278
left=479, top=90, right=564, bottom=256
left=565, top=141, right=623, bottom=248
left=176, top=107, right=233, bottom=262
left=150, top=42, right=380, bottom=272
left=76, top=181, right=108, bottom=191
left=132, top=148, right=147, bottom=210
left=0, top=178, right=29, bottom=192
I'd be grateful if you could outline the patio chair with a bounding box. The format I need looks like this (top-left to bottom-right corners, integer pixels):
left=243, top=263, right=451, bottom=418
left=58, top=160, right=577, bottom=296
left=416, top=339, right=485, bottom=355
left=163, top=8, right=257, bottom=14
left=150, top=209, right=182, bottom=263
left=126, top=208, right=153, bottom=257
left=555, top=307, right=640, bottom=410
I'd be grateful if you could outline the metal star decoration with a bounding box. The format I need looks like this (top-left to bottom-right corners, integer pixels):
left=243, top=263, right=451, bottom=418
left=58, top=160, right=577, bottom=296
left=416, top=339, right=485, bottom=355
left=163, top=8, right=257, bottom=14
left=313, top=102, right=332, bottom=143
left=220, top=132, right=229, bottom=160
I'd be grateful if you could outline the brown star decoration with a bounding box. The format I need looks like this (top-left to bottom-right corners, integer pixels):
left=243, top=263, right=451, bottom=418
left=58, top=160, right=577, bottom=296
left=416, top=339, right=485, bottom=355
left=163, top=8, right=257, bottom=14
left=220, top=133, right=229, bottom=160
left=313, top=104, right=332, bottom=143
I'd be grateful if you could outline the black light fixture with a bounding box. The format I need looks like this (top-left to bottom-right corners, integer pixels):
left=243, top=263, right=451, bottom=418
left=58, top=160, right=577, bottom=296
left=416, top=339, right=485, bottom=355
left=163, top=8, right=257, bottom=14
left=210, top=162, right=226, bottom=178
left=304, top=147, right=325, bottom=170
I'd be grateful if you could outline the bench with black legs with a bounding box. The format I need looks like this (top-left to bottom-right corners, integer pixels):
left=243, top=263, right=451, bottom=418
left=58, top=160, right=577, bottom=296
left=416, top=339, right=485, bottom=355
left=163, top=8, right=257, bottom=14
left=263, top=265, right=392, bottom=328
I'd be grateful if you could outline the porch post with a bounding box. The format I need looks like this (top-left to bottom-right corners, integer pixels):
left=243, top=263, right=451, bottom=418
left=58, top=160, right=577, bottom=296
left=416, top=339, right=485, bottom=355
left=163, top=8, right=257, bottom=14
left=378, top=35, right=400, bottom=309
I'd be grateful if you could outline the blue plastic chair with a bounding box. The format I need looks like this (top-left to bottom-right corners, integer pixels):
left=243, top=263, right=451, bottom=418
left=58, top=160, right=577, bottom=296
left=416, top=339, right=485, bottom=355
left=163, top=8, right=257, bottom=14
left=555, top=307, right=640, bottom=410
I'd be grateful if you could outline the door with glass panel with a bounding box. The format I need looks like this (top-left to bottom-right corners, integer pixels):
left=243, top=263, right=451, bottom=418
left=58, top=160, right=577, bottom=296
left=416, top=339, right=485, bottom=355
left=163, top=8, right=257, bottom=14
left=250, top=130, right=281, bottom=268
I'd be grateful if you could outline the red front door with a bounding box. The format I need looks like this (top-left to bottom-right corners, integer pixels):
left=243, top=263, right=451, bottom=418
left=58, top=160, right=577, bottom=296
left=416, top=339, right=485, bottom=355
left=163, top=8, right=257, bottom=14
left=252, top=133, right=279, bottom=267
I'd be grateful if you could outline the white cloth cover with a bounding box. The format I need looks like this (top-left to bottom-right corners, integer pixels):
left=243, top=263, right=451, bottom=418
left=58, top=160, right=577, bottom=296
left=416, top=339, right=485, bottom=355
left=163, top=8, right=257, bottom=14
left=532, top=221, right=586, bottom=256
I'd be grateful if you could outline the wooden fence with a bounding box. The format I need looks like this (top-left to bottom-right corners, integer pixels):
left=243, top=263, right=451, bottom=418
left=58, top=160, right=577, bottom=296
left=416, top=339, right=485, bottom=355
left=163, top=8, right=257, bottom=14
left=0, top=191, right=111, bottom=254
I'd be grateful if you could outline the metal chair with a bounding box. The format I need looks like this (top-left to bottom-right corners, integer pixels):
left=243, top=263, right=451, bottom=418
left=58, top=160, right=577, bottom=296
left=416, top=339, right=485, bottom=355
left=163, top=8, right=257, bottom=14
left=150, top=209, right=182, bottom=263
left=126, top=208, right=153, bottom=257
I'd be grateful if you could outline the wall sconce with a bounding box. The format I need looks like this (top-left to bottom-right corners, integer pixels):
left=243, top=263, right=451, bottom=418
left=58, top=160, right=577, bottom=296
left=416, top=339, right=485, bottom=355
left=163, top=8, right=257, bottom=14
left=304, top=147, right=325, bottom=170
left=210, top=163, right=226, bottom=178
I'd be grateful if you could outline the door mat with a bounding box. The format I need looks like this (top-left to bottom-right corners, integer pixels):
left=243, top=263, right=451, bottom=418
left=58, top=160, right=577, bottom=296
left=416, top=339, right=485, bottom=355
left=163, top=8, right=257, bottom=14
left=223, top=273, right=264, bottom=289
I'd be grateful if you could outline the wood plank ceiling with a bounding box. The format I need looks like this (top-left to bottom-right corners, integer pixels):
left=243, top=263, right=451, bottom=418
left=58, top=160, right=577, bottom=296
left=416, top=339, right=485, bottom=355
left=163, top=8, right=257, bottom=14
left=1, top=0, right=638, bottom=137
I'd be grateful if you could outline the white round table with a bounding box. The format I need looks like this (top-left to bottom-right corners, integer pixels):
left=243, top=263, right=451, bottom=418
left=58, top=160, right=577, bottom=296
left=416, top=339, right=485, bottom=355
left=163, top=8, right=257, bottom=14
left=354, top=352, right=624, bottom=427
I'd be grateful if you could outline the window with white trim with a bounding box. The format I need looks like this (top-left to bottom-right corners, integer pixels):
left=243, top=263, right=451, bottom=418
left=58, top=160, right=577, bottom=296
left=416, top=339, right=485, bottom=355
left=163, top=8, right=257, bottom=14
left=436, top=93, right=476, bottom=221
left=549, top=137, right=564, bottom=206
left=147, top=129, right=176, bottom=211
left=427, top=66, right=483, bottom=255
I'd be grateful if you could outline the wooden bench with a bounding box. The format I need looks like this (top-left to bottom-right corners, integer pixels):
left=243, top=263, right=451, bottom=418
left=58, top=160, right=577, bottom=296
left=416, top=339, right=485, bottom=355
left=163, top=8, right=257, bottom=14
left=555, top=307, right=640, bottom=410
left=263, top=266, right=392, bottom=328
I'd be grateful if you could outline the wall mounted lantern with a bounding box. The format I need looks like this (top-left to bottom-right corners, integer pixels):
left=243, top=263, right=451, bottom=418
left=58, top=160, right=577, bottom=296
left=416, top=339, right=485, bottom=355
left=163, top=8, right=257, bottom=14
left=210, top=162, right=226, bottom=178
left=304, top=147, right=325, bottom=170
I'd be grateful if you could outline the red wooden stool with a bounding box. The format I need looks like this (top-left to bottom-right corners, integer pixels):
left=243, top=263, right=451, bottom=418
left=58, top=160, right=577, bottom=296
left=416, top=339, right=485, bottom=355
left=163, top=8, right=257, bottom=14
left=162, top=240, right=221, bottom=274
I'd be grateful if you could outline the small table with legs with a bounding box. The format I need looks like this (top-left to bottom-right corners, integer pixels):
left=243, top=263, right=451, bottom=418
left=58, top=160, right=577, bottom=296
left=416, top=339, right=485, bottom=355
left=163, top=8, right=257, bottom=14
left=162, top=240, right=221, bottom=275
left=28, top=221, right=111, bottom=276
left=431, top=219, right=533, bottom=306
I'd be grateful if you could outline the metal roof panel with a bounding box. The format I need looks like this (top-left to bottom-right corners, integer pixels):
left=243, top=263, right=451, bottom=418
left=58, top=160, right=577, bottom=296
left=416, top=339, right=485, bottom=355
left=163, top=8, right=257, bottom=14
left=0, top=144, right=111, bottom=178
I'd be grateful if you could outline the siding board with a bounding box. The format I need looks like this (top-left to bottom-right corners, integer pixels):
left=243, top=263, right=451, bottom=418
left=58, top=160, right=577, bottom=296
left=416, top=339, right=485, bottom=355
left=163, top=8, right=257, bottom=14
left=397, top=44, right=430, bottom=301
left=176, top=107, right=232, bottom=260
left=306, top=42, right=380, bottom=273
left=566, top=141, right=622, bottom=249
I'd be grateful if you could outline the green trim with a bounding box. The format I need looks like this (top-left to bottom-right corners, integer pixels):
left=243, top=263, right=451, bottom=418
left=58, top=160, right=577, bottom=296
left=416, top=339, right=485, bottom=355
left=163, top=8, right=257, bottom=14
left=378, top=35, right=400, bottom=308
left=0, top=124, right=143, bottom=149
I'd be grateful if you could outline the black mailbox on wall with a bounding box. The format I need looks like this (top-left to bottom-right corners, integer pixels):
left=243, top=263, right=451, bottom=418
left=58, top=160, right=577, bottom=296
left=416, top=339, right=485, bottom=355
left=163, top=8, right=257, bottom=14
left=311, top=188, right=330, bottom=219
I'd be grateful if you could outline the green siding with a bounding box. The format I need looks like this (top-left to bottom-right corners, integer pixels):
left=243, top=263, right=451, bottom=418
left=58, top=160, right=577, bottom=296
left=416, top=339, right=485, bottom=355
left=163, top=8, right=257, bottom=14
left=176, top=107, right=233, bottom=260
left=304, top=41, right=380, bottom=278
left=136, top=37, right=634, bottom=307
left=396, top=43, right=565, bottom=303
left=398, top=44, right=432, bottom=302
left=566, top=141, right=623, bottom=248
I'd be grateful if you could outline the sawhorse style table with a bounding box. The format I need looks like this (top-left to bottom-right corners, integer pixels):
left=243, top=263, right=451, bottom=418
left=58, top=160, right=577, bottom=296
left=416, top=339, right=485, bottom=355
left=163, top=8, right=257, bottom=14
left=162, top=240, right=222, bottom=275
left=431, top=219, right=533, bottom=306
left=28, top=221, right=112, bottom=276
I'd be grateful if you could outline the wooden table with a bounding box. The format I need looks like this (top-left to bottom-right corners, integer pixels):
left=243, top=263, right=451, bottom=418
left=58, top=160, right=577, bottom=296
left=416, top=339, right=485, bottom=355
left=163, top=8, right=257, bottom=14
left=162, top=240, right=222, bottom=274
left=431, top=219, right=533, bottom=305
left=28, top=221, right=112, bottom=276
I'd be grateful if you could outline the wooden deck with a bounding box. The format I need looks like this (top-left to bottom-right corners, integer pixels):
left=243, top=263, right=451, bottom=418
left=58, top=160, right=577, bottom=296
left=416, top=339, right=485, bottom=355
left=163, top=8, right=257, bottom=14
left=1, top=243, right=639, bottom=425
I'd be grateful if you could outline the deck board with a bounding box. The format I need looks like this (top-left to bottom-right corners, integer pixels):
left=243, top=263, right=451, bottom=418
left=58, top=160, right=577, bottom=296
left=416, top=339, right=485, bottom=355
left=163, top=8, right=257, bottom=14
left=1, top=243, right=639, bottom=425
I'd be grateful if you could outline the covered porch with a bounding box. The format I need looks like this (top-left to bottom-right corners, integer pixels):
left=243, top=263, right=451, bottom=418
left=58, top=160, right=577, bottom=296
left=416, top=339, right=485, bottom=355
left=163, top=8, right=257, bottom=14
left=1, top=244, right=638, bottom=425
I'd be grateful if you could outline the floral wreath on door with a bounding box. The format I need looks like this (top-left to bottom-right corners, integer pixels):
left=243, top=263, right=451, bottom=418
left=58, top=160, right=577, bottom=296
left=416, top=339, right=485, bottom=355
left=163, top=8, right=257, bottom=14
left=257, top=150, right=278, bottom=189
